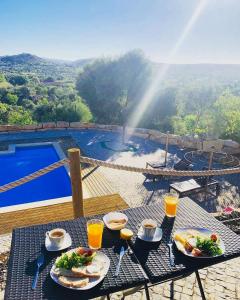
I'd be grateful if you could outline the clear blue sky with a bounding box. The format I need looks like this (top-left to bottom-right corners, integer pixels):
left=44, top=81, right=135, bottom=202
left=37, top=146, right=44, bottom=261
left=0, top=0, right=239, bottom=63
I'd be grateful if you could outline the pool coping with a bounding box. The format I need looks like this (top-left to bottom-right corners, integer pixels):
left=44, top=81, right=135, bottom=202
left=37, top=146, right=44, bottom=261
left=0, top=142, right=74, bottom=213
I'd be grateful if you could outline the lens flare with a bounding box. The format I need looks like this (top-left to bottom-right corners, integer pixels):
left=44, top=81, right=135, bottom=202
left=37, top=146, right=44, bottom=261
left=128, top=0, right=209, bottom=130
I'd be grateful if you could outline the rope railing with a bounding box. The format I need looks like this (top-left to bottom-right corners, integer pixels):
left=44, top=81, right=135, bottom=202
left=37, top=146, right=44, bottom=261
left=1, top=154, right=240, bottom=194
left=79, top=156, right=240, bottom=176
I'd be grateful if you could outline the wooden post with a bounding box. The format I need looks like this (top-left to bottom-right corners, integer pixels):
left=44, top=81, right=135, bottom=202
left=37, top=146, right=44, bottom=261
left=164, top=131, right=169, bottom=167
left=68, top=148, right=84, bottom=218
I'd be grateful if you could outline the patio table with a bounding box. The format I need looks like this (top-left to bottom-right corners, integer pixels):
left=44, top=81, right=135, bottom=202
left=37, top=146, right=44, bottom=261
left=4, top=216, right=148, bottom=300
left=124, top=197, right=240, bottom=299
left=5, top=197, right=240, bottom=300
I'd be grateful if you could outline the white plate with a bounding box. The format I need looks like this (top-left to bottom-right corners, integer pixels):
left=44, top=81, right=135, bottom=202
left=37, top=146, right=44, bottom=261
left=174, top=227, right=225, bottom=258
left=137, top=227, right=163, bottom=242
left=45, top=233, right=72, bottom=251
left=103, top=212, right=128, bottom=230
left=50, top=248, right=110, bottom=290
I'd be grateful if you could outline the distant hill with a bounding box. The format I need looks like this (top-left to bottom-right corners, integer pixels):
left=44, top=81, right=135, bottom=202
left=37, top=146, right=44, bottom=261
left=0, top=53, right=94, bottom=81
left=0, top=53, right=43, bottom=65
left=1, top=52, right=240, bottom=84
left=152, top=62, right=240, bottom=85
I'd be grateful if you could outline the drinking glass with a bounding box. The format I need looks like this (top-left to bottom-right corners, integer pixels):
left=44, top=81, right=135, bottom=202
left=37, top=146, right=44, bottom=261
left=164, top=192, right=179, bottom=217
left=87, top=219, right=104, bottom=249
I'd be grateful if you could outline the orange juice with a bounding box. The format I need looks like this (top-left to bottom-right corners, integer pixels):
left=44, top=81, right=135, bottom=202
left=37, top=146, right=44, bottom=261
left=87, top=219, right=104, bottom=249
left=164, top=193, right=179, bottom=217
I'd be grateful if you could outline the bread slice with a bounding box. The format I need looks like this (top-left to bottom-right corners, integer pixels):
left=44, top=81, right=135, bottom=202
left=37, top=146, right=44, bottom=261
left=72, top=266, right=101, bottom=278
left=58, top=276, right=89, bottom=288
left=52, top=267, right=83, bottom=278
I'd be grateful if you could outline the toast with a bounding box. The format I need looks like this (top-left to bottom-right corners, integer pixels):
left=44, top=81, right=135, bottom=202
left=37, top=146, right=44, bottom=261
left=52, top=267, right=82, bottom=278
left=58, top=276, right=89, bottom=288
left=71, top=265, right=101, bottom=278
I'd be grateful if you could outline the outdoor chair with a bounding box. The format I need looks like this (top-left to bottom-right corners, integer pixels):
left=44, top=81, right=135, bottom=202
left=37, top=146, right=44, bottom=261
left=169, top=176, right=220, bottom=198
left=143, top=158, right=193, bottom=181
left=146, top=161, right=166, bottom=169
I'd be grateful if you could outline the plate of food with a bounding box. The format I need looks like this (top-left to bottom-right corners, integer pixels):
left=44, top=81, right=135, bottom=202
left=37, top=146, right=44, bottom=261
left=103, top=212, right=128, bottom=230
left=173, top=227, right=225, bottom=258
left=50, top=247, right=110, bottom=290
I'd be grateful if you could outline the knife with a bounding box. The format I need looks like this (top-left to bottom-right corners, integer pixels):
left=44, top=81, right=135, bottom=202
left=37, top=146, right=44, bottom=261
left=167, top=237, right=175, bottom=267
left=114, top=246, right=126, bottom=277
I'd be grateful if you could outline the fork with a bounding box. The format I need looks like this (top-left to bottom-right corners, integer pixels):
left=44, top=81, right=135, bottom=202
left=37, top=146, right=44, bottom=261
left=32, top=254, right=44, bottom=290
left=167, top=237, right=175, bottom=267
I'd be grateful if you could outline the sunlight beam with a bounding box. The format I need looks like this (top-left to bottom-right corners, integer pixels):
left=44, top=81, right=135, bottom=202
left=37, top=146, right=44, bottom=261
left=128, top=0, right=209, bottom=130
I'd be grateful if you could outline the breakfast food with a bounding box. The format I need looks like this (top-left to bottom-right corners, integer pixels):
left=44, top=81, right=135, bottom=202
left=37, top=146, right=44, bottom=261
left=120, top=228, right=133, bottom=240
left=51, top=247, right=109, bottom=289
left=51, top=247, right=110, bottom=290
left=103, top=212, right=128, bottom=231
left=108, top=218, right=127, bottom=229
left=58, top=276, right=89, bottom=288
left=55, top=247, right=96, bottom=270
left=174, top=229, right=223, bottom=257
left=71, top=265, right=101, bottom=278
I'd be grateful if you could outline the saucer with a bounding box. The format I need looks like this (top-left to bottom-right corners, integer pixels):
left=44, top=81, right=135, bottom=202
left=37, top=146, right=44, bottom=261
left=137, top=227, right=163, bottom=242
left=45, top=233, right=72, bottom=251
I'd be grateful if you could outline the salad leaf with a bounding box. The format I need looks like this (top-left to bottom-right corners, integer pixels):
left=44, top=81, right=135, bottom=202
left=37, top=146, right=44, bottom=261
left=56, top=251, right=96, bottom=270
left=196, top=237, right=222, bottom=256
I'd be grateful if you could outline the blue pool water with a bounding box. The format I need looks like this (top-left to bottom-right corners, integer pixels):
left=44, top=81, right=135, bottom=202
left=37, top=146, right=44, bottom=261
left=0, top=144, right=71, bottom=208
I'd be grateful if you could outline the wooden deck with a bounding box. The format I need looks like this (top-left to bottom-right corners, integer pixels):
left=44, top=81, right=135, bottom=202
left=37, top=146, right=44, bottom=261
left=82, top=166, right=115, bottom=197
left=0, top=194, right=129, bottom=234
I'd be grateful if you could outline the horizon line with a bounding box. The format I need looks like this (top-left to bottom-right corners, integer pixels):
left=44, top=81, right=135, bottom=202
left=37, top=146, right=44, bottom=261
left=1, top=51, right=240, bottom=66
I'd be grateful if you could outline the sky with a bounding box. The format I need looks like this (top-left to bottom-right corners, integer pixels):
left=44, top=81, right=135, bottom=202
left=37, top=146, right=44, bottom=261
left=0, top=0, right=240, bottom=64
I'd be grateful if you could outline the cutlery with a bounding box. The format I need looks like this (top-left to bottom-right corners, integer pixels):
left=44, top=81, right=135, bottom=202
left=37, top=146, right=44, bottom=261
left=32, top=254, right=44, bottom=290
left=114, top=246, right=126, bottom=277
left=167, top=237, right=175, bottom=267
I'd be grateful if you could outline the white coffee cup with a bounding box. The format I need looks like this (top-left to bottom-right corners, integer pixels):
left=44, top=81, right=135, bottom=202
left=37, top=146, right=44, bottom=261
left=46, top=228, right=66, bottom=248
left=141, top=219, right=157, bottom=239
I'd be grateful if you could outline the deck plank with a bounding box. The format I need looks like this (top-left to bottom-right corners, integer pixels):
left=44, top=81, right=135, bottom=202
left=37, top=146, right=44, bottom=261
left=82, top=167, right=115, bottom=197
left=0, top=194, right=129, bottom=234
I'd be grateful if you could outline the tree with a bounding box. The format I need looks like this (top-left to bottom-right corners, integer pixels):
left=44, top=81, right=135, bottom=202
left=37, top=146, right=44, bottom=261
left=0, top=103, right=9, bottom=124
left=4, top=93, right=18, bottom=105
left=76, top=50, right=150, bottom=124
left=213, top=92, right=240, bottom=141
left=33, top=102, right=56, bottom=122
left=55, top=97, right=92, bottom=122
left=21, top=99, right=35, bottom=110
left=7, top=75, right=27, bottom=86
left=0, top=73, right=6, bottom=82
left=0, top=103, right=33, bottom=125
left=43, top=77, right=54, bottom=83
left=7, top=107, right=33, bottom=125
left=16, top=86, right=31, bottom=103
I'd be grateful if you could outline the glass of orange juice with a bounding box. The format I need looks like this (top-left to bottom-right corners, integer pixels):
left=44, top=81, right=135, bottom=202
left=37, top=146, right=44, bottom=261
left=87, top=219, right=104, bottom=249
left=164, top=192, right=179, bottom=217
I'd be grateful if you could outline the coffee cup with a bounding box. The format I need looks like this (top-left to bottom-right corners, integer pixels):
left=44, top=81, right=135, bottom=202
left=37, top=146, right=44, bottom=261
left=46, top=228, right=66, bottom=248
left=141, top=219, right=157, bottom=239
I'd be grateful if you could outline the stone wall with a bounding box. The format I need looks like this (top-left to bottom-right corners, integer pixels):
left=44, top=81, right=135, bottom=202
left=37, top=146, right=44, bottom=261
left=0, top=122, right=239, bottom=154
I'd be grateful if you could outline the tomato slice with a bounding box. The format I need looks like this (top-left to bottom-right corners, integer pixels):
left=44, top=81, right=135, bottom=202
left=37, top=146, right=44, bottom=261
left=210, top=233, right=218, bottom=242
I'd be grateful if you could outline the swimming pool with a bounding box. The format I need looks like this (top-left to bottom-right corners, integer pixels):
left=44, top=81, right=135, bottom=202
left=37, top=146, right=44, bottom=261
left=0, top=143, right=71, bottom=208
